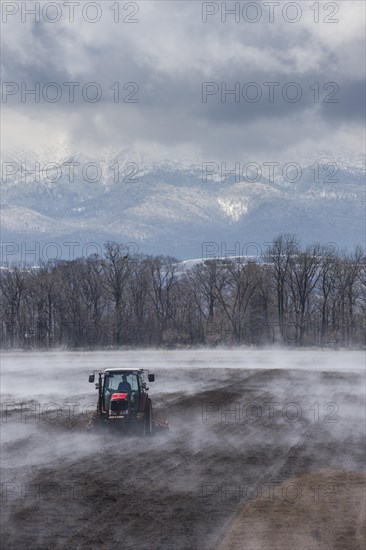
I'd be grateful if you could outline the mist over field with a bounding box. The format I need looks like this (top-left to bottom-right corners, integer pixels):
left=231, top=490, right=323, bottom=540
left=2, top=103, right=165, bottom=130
left=1, top=349, right=365, bottom=549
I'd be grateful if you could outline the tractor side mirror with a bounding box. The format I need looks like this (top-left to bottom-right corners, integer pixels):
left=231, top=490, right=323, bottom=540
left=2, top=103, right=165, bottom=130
left=89, top=374, right=95, bottom=383
left=148, top=374, right=155, bottom=382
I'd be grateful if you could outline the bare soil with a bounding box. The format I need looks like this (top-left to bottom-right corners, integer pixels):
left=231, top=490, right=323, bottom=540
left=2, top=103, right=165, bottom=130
left=1, top=365, right=365, bottom=550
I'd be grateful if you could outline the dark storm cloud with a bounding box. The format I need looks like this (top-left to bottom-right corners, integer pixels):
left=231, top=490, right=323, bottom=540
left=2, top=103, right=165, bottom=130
left=319, top=79, right=366, bottom=122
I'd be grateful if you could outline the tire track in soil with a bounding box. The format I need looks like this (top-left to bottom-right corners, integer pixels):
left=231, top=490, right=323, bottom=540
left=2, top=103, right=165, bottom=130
left=213, top=373, right=365, bottom=550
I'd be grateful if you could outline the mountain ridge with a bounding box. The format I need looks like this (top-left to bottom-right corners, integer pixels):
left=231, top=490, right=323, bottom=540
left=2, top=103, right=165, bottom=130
left=1, top=149, right=365, bottom=260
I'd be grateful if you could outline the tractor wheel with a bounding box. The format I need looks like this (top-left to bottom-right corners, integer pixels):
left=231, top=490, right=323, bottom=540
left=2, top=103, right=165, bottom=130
left=143, top=399, right=153, bottom=436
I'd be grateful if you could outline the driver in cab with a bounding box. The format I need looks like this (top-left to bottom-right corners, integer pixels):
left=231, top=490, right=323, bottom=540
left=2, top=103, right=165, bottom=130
left=117, top=374, right=132, bottom=394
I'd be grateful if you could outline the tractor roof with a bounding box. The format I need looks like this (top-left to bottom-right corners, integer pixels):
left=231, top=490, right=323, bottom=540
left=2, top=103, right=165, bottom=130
left=104, top=368, right=144, bottom=373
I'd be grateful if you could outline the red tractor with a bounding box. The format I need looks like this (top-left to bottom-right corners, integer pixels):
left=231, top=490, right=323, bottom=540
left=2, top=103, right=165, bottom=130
left=88, top=368, right=169, bottom=435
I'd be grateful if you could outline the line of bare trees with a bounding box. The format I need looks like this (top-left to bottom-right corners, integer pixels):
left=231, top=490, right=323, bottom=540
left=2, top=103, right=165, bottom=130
left=1, top=235, right=365, bottom=349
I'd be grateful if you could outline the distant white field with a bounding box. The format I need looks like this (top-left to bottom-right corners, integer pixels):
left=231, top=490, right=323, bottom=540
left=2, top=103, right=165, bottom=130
left=1, top=347, right=365, bottom=372
left=1, top=348, right=364, bottom=399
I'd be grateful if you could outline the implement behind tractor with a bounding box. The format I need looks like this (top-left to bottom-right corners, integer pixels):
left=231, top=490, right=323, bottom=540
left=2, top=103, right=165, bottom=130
left=88, top=368, right=169, bottom=435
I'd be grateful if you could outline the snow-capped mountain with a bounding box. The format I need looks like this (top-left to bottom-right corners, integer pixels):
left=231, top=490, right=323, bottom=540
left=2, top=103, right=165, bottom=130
left=1, top=148, right=365, bottom=261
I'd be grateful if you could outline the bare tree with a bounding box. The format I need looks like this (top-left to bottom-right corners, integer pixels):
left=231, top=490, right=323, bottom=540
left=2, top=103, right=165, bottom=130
left=79, top=255, right=106, bottom=347
left=287, top=244, right=323, bottom=345
left=0, top=267, right=28, bottom=347
left=317, top=250, right=338, bottom=346
left=147, top=255, right=178, bottom=344
left=214, top=258, right=258, bottom=343
left=27, top=264, right=58, bottom=347
left=266, top=234, right=299, bottom=341
left=103, top=242, right=132, bottom=345
left=188, top=260, right=227, bottom=342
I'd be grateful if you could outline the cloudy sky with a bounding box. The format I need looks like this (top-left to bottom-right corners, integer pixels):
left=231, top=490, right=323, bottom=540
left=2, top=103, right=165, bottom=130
left=2, top=0, right=365, bottom=164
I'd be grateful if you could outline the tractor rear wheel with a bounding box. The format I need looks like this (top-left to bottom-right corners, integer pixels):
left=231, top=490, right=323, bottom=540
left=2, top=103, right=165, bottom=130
left=143, top=399, right=153, bottom=436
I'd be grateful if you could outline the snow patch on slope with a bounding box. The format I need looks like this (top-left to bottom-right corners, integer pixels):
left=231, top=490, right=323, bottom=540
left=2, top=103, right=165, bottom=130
left=218, top=197, right=249, bottom=222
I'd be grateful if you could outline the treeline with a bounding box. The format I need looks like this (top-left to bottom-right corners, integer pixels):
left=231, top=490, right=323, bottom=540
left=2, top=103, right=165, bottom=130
left=0, top=235, right=365, bottom=349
